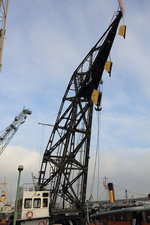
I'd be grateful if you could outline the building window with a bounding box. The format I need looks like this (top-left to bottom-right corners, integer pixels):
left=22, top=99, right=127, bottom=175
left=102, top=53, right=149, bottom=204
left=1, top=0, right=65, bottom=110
left=24, top=198, right=32, bottom=209
left=43, top=198, right=48, bottom=207
left=33, top=198, right=41, bottom=208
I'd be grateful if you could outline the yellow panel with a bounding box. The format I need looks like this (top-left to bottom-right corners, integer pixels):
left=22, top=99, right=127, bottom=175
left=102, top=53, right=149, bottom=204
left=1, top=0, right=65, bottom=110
left=118, top=25, right=127, bottom=39
left=91, top=89, right=100, bottom=105
left=104, top=61, right=112, bottom=73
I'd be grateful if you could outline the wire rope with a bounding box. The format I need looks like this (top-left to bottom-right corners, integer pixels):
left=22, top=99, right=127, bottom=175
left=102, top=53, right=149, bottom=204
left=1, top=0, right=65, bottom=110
left=89, top=84, right=103, bottom=200
left=96, top=110, right=101, bottom=200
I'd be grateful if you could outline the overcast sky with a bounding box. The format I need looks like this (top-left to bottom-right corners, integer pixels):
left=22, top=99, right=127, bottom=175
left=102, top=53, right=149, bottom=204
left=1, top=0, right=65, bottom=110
left=1, top=0, right=150, bottom=203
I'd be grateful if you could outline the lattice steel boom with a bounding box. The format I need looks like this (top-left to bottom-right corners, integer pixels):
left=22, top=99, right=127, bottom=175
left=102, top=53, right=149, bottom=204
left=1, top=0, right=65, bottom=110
left=0, top=108, right=32, bottom=156
left=38, top=10, right=123, bottom=217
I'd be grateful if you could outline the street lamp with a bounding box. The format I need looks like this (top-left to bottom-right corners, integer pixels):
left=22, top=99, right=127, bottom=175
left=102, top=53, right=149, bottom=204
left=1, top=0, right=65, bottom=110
left=13, top=165, right=24, bottom=225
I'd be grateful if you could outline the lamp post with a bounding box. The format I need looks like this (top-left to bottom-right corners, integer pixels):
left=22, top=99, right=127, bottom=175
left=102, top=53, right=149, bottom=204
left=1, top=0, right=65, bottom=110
left=13, top=165, right=24, bottom=225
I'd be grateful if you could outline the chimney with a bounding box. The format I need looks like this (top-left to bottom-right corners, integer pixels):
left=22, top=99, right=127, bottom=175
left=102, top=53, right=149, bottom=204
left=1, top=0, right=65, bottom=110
left=108, top=182, right=115, bottom=203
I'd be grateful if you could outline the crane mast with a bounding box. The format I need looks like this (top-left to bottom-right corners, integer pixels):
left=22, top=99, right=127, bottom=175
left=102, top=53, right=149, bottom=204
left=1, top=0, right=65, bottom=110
left=0, top=108, right=32, bottom=156
left=0, top=0, right=9, bottom=71
left=38, top=10, right=124, bottom=224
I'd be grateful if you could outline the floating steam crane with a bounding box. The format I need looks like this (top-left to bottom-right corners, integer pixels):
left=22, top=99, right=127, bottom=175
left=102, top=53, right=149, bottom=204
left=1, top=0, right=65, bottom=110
left=0, top=108, right=32, bottom=156
left=38, top=9, right=126, bottom=225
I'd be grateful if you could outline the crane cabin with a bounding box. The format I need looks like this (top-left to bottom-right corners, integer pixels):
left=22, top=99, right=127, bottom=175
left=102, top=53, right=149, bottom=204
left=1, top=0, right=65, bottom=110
left=17, top=189, right=50, bottom=224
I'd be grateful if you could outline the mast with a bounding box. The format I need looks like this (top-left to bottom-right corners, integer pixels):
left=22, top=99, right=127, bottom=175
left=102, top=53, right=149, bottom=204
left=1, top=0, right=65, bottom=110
left=0, top=0, right=9, bottom=71
left=38, top=10, right=123, bottom=218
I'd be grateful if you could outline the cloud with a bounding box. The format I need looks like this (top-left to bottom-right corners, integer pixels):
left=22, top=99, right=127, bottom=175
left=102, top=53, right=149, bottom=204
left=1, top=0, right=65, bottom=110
left=87, top=148, right=150, bottom=201
left=0, top=145, right=41, bottom=202
left=1, top=144, right=150, bottom=203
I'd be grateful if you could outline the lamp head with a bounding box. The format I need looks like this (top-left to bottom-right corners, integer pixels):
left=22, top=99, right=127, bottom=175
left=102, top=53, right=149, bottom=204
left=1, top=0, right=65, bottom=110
left=18, top=165, right=24, bottom=171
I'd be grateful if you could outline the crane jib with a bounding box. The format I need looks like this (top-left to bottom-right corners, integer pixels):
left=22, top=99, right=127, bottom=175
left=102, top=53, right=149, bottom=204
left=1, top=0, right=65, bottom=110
left=37, top=10, right=124, bottom=218
left=78, top=11, right=122, bottom=99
